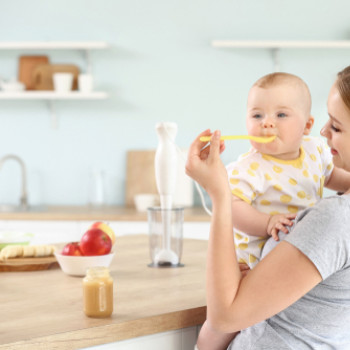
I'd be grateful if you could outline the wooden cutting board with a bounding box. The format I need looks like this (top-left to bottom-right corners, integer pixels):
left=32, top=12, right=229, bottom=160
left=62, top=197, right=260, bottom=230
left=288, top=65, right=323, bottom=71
left=125, top=150, right=158, bottom=207
left=0, top=255, right=58, bottom=272
left=125, top=150, right=194, bottom=208
left=18, top=55, right=49, bottom=90
left=32, top=64, right=80, bottom=90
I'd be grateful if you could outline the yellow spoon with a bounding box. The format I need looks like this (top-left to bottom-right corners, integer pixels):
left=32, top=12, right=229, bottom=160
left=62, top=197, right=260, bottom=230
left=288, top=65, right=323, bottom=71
left=199, top=135, right=276, bottom=143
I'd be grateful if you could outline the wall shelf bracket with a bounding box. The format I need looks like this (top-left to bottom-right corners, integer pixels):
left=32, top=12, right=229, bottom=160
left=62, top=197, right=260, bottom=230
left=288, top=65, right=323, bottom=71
left=47, top=101, right=58, bottom=129
left=271, top=48, right=280, bottom=72
left=80, top=49, right=92, bottom=74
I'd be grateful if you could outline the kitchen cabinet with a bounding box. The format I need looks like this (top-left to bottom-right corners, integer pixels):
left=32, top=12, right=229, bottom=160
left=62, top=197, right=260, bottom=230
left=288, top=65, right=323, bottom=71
left=79, top=220, right=210, bottom=241
left=212, top=40, right=350, bottom=71
left=0, top=41, right=109, bottom=127
left=0, top=220, right=81, bottom=244
left=0, top=206, right=211, bottom=243
left=0, top=219, right=210, bottom=244
left=84, top=326, right=199, bottom=350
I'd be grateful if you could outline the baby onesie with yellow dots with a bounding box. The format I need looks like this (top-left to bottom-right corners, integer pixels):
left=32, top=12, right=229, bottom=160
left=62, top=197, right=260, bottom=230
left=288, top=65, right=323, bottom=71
left=226, top=136, right=334, bottom=268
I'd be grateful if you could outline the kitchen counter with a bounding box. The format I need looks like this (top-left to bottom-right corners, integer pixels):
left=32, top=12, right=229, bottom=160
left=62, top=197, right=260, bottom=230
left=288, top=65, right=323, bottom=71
left=0, top=206, right=210, bottom=222
left=0, top=235, right=207, bottom=349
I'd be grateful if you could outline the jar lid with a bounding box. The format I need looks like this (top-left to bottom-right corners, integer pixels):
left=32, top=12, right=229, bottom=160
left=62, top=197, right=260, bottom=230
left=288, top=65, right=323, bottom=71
left=86, top=266, right=110, bottom=278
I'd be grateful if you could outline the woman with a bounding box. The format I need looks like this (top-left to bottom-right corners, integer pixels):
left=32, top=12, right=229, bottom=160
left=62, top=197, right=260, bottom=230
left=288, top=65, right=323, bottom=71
left=186, top=66, right=350, bottom=349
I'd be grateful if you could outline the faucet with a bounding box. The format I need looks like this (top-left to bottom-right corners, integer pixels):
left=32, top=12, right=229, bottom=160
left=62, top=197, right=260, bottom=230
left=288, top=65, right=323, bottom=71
left=0, top=154, right=28, bottom=209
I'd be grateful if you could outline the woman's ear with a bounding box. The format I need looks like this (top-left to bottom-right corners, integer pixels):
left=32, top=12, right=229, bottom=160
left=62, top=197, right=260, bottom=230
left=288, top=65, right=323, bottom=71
left=303, top=115, right=315, bottom=135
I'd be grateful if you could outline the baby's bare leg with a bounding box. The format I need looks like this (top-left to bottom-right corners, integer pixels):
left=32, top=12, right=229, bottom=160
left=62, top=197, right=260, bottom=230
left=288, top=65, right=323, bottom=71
left=196, top=320, right=238, bottom=350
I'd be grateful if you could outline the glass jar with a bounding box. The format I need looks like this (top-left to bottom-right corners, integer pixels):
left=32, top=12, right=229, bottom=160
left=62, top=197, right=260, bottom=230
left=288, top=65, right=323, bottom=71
left=83, top=267, right=113, bottom=318
left=147, top=207, right=184, bottom=267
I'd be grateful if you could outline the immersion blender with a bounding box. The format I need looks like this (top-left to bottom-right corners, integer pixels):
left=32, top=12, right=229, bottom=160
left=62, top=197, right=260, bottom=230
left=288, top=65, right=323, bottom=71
left=154, top=122, right=179, bottom=265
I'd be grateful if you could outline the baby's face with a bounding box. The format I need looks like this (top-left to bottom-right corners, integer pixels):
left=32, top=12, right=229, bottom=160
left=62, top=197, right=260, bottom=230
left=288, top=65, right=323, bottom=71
left=246, top=83, right=313, bottom=160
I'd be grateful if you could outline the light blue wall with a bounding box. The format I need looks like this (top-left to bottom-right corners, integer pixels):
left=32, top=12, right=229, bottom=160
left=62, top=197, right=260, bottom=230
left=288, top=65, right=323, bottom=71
left=0, top=0, right=349, bottom=206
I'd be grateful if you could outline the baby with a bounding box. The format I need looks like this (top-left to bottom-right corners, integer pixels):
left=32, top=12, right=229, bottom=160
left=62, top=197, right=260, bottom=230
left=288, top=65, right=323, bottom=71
left=227, top=72, right=349, bottom=268
left=195, top=72, right=350, bottom=350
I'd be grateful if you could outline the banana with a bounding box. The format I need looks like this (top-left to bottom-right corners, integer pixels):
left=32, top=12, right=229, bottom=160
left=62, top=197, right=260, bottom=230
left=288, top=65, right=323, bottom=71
left=22, top=245, right=35, bottom=257
left=34, top=245, right=55, bottom=257
left=0, top=244, right=56, bottom=260
left=0, top=245, right=23, bottom=259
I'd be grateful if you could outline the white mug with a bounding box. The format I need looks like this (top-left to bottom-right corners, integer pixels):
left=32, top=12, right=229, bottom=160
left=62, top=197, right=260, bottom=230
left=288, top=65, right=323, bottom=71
left=53, top=73, right=73, bottom=92
left=78, top=74, right=93, bottom=93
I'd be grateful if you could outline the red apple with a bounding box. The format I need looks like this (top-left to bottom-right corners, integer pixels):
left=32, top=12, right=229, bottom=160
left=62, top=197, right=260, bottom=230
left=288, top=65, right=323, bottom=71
left=61, top=242, right=83, bottom=256
left=80, top=228, right=112, bottom=256
left=89, top=221, right=116, bottom=245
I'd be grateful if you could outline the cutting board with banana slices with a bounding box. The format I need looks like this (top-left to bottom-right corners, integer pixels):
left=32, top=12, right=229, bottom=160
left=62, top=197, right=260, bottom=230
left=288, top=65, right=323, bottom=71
left=0, top=245, right=58, bottom=272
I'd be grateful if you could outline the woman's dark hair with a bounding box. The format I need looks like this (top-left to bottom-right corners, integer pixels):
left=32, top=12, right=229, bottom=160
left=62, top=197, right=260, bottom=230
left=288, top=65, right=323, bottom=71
left=337, top=66, right=350, bottom=111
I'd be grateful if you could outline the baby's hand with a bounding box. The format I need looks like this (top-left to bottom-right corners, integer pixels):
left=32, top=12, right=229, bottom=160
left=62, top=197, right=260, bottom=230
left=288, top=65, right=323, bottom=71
left=239, top=262, right=250, bottom=278
left=267, top=213, right=297, bottom=241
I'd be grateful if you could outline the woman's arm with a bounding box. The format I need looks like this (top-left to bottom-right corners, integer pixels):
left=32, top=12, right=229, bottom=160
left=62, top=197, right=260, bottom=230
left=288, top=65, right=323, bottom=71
left=219, top=241, right=321, bottom=332
left=186, top=130, right=322, bottom=334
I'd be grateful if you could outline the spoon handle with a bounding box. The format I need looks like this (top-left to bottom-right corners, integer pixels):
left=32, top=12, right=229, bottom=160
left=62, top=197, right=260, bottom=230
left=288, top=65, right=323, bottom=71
left=199, top=135, right=276, bottom=144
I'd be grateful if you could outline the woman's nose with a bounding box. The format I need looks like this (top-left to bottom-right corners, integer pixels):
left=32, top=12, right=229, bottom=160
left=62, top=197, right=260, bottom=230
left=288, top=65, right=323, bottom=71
left=320, top=122, right=329, bottom=137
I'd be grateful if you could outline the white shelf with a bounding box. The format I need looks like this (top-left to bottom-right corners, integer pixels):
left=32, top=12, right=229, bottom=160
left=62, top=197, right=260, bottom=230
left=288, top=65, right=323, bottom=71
left=0, top=41, right=109, bottom=128
left=0, top=41, right=109, bottom=50
left=211, top=40, right=350, bottom=49
left=211, top=40, right=350, bottom=72
left=0, top=91, right=108, bottom=100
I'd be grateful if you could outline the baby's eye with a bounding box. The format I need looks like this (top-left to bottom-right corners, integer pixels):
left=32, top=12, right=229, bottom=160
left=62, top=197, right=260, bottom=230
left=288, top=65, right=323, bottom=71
left=331, top=124, right=340, bottom=132
left=277, top=113, right=287, bottom=118
left=252, top=114, right=262, bottom=119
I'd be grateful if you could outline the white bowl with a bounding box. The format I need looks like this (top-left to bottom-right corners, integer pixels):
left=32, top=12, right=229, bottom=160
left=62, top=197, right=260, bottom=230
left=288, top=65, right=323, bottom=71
left=54, top=252, right=115, bottom=277
left=134, top=193, right=159, bottom=212
left=0, top=81, right=25, bottom=92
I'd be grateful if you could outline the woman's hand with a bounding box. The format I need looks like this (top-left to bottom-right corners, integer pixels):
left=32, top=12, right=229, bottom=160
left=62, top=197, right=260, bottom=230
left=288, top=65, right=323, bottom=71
left=185, top=129, right=228, bottom=199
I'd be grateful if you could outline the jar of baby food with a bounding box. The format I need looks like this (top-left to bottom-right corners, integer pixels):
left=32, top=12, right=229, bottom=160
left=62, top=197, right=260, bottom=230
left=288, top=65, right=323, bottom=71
left=83, top=266, right=113, bottom=318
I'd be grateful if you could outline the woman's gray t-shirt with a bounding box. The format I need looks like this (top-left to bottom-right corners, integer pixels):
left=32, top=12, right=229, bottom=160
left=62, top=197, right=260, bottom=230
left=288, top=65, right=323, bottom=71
left=229, top=194, right=350, bottom=350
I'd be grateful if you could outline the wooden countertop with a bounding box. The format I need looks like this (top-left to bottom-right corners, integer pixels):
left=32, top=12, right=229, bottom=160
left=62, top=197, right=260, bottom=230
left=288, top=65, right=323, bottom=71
left=0, top=235, right=207, bottom=349
left=0, top=206, right=210, bottom=222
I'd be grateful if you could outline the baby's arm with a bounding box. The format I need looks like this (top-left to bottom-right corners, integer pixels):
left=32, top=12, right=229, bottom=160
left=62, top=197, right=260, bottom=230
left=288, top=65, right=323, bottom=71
left=325, top=166, right=350, bottom=193
left=232, top=196, right=296, bottom=241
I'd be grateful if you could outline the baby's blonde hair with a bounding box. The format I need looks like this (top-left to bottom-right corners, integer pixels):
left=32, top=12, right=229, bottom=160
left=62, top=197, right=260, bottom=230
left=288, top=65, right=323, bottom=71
left=253, top=72, right=312, bottom=113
